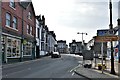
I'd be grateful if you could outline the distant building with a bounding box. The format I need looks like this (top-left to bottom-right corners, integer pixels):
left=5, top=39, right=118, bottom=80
left=69, top=40, right=83, bottom=55
left=57, top=40, right=68, bottom=54
left=48, top=31, right=56, bottom=54
left=35, top=15, right=42, bottom=58
left=40, top=15, right=49, bottom=56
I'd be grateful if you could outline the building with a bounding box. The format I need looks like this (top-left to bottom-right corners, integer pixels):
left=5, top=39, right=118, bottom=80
left=1, top=0, right=36, bottom=63
left=57, top=40, right=68, bottom=54
left=69, top=40, right=83, bottom=55
left=40, top=15, right=49, bottom=56
left=35, top=15, right=42, bottom=58
left=48, top=31, right=56, bottom=54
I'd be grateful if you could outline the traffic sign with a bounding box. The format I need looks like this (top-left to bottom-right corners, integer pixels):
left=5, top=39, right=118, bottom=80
left=94, top=35, right=119, bottom=42
left=97, top=29, right=114, bottom=36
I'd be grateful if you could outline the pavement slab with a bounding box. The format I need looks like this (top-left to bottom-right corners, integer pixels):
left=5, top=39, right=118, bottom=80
left=74, top=65, right=119, bottom=80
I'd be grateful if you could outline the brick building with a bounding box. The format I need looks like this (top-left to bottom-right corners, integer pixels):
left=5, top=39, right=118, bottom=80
left=1, top=0, right=36, bottom=63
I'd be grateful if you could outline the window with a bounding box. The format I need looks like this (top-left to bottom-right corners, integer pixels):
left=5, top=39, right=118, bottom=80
left=30, top=26, right=32, bottom=35
left=27, top=25, right=33, bottom=35
left=41, top=42, right=44, bottom=51
left=10, top=0, right=15, bottom=8
left=6, top=13, right=11, bottom=27
left=7, top=37, right=20, bottom=58
left=24, top=42, right=32, bottom=56
left=27, top=25, right=29, bottom=34
left=37, top=28, right=40, bottom=38
left=28, top=11, right=32, bottom=20
left=13, top=16, right=17, bottom=29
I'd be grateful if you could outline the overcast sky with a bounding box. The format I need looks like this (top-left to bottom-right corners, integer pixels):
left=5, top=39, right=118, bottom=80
left=32, top=0, right=119, bottom=44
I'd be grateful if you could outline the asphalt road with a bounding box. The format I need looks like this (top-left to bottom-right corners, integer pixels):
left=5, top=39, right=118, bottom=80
left=2, top=54, right=86, bottom=79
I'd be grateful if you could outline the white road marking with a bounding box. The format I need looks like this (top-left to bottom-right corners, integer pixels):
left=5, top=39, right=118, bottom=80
left=72, top=72, right=75, bottom=76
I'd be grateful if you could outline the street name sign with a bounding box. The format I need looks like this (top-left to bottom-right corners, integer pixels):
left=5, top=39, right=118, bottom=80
left=97, top=29, right=114, bottom=36
left=94, top=35, right=119, bottom=42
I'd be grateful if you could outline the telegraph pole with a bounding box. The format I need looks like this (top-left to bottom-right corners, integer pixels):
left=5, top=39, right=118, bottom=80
left=109, top=0, right=115, bottom=74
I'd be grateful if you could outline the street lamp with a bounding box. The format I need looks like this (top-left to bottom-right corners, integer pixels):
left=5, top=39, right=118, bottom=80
left=77, top=32, right=87, bottom=44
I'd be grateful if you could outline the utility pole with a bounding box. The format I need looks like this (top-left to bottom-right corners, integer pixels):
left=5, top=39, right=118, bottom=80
left=109, top=0, right=115, bottom=74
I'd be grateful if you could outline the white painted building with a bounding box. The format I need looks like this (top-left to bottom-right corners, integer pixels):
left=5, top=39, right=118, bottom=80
left=48, top=31, right=56, bottom=53
left=35, top=17, right=42, bottom=58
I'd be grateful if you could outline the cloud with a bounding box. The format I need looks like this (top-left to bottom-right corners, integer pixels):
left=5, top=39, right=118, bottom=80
left=32, top=0, right=118, bottom=43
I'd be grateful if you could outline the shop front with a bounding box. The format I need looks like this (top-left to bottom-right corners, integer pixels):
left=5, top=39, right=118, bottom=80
left=23, top=41, right=33, bottom=61
left=2, top=34, right=21, bottom=63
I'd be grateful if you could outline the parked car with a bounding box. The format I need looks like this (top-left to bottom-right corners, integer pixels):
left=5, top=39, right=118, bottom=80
left=51, top=52, right=61, bottom=58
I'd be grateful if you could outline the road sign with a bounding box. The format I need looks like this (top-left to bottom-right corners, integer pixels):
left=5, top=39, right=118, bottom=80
left=94, top=35, right=119, bottom=42
left=97, top=29, right=114, bottom=36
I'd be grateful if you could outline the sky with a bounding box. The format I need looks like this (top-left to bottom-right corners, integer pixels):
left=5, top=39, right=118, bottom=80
left=32, top=0, right=119, bottom=44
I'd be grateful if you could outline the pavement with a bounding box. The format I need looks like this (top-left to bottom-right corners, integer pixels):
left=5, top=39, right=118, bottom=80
left=74, top=63, right=119, bottom=80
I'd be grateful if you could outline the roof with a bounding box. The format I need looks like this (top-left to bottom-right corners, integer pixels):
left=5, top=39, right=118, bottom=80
left=19, top=0, right=36, bottom=16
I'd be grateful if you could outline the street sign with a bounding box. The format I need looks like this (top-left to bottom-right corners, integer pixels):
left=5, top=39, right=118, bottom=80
left=97, top=29, right=114, bottom=36
left=94, top=35, right=119, bottom=42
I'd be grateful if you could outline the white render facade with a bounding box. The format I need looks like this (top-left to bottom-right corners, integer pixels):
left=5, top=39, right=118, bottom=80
left=48, top=32, right=56, bottom=53
left=35, top=19, right=42, bottom=58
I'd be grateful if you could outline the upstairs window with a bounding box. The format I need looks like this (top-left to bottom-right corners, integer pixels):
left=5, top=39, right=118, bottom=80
left=10, top=0, right=15, bottom=8
left=27, top=25, right=30, bottom=34
left=37, top=28, right=40, bottom=38
left=6, top=13, right=11, bottom=27
left=13, top=16, right=17, bottom=29
left=28, top=11, right=32, bottom=20
left=30, top=26, right=33, bottom=35
left=27, top=25, right=33, bottom=35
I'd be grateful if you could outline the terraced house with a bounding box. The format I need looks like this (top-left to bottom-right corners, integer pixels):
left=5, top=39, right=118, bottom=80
left=1, top=0, right=36, bottom=63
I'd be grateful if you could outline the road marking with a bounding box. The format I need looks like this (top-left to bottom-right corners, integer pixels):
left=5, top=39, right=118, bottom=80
left=69, top=64, right=80, bottom=73
left=72, top=72, right=74, bottom=76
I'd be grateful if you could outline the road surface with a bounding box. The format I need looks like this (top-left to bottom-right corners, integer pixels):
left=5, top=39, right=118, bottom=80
left=2, top=54, right=88, bottom=79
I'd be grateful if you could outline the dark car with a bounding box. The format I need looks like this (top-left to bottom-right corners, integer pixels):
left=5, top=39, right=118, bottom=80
left=51, top=52, right=61, bottom=58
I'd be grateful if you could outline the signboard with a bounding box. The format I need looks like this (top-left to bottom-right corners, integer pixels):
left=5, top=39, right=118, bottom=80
left=94, top=35, right=119, bottom=42
left=94, top=42, right=107, bottom=53
left=82, top=50, right=94, bottom=60
left=97, top=29, right=114, bottom=36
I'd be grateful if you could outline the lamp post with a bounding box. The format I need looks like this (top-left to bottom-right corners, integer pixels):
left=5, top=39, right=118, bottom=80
left=77, top=32, right=87, bottom=65
left=77, top=32, right=87, bottom=45
left=109, top=0, right=115, bottom=74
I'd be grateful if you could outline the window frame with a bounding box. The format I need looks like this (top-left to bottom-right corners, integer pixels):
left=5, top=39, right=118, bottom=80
left=28, top=11, right=32, bottom=20
left=9, top=0, right=15, bottom=9
left=6, top=13, right=11, bottom=27
left=27, top=24, right=33, bottom=36
left=13, top=16, right=17, bottom=29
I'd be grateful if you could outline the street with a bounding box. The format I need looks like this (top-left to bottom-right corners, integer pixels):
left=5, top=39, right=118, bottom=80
left=2, top=54, right=87, bottom=79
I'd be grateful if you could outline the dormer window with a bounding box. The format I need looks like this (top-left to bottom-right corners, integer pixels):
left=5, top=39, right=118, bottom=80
left=10, top=0, right=15, bottom=8
left=28, top=11, right=32, bottom=20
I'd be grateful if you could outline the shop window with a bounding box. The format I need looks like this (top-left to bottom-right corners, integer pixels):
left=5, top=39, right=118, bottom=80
left=24, top=42, right=32, bottom=56
left=7, top=37, right=20, bottom=58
